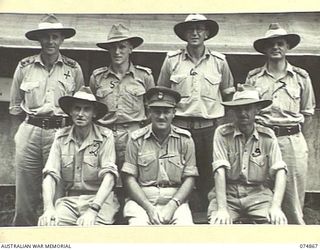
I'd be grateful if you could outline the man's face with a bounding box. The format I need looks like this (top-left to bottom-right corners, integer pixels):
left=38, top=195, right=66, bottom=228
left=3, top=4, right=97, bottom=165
left=109, top=40, right=132, bottom=66
left=233, top=104, right=258, bottom=127
left=149, top=106, right=175, bottom=132
left=38, top=31, right=64, bottom=56
left=70, top=101, right=96, bottom=128
left=264, top=38, right=289, bottom=60
left=184, top=23, right=208, bottom=47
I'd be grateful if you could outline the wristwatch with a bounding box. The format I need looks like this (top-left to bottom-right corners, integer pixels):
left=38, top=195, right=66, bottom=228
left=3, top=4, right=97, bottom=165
left=89, top=203, right=101, bottom=213
left=171, top=197, right=181, bottom=207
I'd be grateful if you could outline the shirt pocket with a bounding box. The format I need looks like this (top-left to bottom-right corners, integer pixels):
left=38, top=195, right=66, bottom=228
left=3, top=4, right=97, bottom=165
left=61, top=155, right=74, bottom=182
left=201, top=75, right=221, bottom=100
left=248, top=154, right=268, bottom=183
left=166, top=155, right=184, bottom=183
left=137, top=153, right=157, bottom=182
left=96, top=87, right=115, bottom=111
left=123, top=82, right=146, bottom=112
left=285, top=86, right=301, bottom=113
left=83, top=155, right=100, bottom=183
left=169, top=74, right=190, bottom=99
left=20, top=80, right=42, bottom=108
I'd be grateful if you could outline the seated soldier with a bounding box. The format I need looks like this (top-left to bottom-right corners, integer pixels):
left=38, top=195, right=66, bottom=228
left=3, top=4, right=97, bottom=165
left=122, top=87, right=199, bottom=225
left=38, top=87, right=119, bottom=226
left=208, top=88, right=288, bottom=224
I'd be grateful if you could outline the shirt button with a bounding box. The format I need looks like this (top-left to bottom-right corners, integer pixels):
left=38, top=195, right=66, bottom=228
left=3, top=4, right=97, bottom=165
left=274, top=96, right=277, bottom=98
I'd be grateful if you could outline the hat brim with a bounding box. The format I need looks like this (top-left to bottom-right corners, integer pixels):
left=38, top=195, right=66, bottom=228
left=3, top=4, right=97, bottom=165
left=253, top=34, right=300, bottom=54
left=174, top=19, right=219, bottom=41
left=148, top=102, right=176, bottom=108
left=59, top=96, right=108, bottom=120
left=222, top=99, right=272, bottom=109
left=25, top=28, right=76, bottom=41
left=96, top=36, right=144, bottom=50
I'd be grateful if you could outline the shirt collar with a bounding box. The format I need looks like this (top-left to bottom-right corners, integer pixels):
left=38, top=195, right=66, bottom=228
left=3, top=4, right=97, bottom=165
left=183, top=46, right=210, bottom=61
left=233, top=124, right=259, bottom=141
left=144, top=125, right=179, bottom=140
left=259, top=61, right=294, bottom=78
left=105, top=62, right=135, bottom=78
left=64, top=123, right=103, bottom=146
left=35, top=53, right=63, bottom=67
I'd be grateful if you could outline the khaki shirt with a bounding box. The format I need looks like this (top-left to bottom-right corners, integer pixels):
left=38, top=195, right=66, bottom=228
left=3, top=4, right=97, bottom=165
left=89, top=63, right=155, bottom=125
left=157, top=47, right=235, bottom=119
left=245, top=62, right=315, bottom=127
left=43, top=124, right=118, bottom=192
left=213, top=123, right=287, bottom=185
left=122, top=124, right=199, bottom=187
left=9, top=54, right=84, bottom=116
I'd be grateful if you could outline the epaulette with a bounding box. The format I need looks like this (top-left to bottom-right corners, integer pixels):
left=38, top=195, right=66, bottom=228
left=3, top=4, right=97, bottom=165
left=292, top=66, right=308, bottom=78
left=19, top=56, right=35, bottom=68
left=97, top=126, right=113, bottom=138
left=131, top=126, right=149, bottom=140
left=62, top=56, right=77, bottom=68
left=167, top=49, right=183, bottom=58
left=219, top=123, right=235, bottom=136
left=208, top=50, right=225, bottom=60
left=172, top=126, right=191, bottom=138
left=92, top=66, right=109, bottom=77
left=256, top=124, right=275, bottom=138
left=247, top=67, right=263, bottom=78
left=135, top=65, right=152, bottom=75
left=55, top=126, right=71, bottom=139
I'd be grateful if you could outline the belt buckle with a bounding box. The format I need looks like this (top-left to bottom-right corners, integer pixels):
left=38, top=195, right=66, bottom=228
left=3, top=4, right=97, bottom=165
left=41, top=118, right=50, bottom=129
left=272, top=126, right=280, bottom=136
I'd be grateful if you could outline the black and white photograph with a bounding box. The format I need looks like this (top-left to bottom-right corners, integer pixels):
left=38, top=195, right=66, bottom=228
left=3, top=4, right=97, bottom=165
left=0, top=0, right=319, bottom=245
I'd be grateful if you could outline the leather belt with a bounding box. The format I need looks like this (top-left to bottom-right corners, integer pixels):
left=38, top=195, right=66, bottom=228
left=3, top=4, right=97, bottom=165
left=151, top=183, right=180, bottom=188
left=26, top=115, right=72, bottom=130
left=66, top=190, right=96, bottom=196
left=264, top=124, right=301, bottom=137
left=173, top=116, right=216, bottom=129
left=98, top=121, right=142, bottom=131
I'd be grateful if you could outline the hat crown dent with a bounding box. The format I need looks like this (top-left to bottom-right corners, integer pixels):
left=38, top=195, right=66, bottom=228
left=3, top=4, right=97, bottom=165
left=73, top=86, right=97, bottom=102
left=265, top=23, right=288, bottom=37
left=184, top=13, right=208, bottom=22
left=40, top=14, right=59, bottom=24
left=108, top=23, right=131, bottom=40
left=232, top=89, right=260, bottom=102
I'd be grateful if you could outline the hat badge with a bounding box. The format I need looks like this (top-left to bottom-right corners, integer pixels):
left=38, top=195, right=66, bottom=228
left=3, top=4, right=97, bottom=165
left=157, top=91, right=164, bottom=100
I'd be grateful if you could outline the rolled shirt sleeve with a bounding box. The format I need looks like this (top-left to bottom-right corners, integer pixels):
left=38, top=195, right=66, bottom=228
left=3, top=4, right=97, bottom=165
left=300, top=73, right=315, bottom=116
left=9, top=64, right=24, bottom=115
left=212, top=127, right=231, bottom=173
left=181, top=137, right=199, bottom=178
left=98, top=130, right=119, bottom=180
left=122, top=137, right=139, bottom=178
left=219, top=58, right=235, bottom=97
left=268, top=138, right=288, bottom=179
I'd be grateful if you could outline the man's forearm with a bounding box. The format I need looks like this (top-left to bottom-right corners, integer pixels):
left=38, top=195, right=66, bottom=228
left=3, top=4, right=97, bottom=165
left=92, top=173, right=115, bottom=206
left=42, top=175, right=57, bottom=211
left=214, top=168, right=228, bottom=210
left=271, top=169, right=287, bottom=208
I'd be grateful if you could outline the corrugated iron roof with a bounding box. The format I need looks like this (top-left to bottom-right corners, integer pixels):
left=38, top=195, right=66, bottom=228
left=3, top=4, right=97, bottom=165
left=0, top=12, right=319, bottom=55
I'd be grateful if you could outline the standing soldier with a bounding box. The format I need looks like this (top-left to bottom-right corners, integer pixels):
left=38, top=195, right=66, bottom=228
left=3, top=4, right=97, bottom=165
left=89, top=24, right=155, bottom=183
left=157, top=14, right=235, bottom=209
left=245, top=23, right=316, bottom=224
left=9, top=14, right=84, bottom=226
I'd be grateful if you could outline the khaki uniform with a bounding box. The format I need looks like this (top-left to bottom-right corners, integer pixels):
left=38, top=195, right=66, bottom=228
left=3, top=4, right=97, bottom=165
left=10, top=54, right=84, bottom=226
left=208, top=123, right=287, bottom=223
left=43, top=124, right=119, bottom=225
left=122, top=124, right=199, bottom=225
left=245, top=62, right=315, bottom=224
left=158, top=47, right=235, bottom=208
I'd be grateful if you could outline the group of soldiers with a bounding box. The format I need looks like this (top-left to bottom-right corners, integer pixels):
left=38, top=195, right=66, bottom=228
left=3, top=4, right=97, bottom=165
left=9, top=13, right=315, bottom=226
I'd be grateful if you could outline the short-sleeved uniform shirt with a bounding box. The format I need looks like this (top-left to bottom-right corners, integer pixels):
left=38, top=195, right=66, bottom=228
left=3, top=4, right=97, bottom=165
left=245, top=62, right=315, bottom=127
left=89, top=63, right=155, bottom=125
left=9, top=54, right=84, bottom=116
left=122, top=124, right=199, bottom=187
left=213, top=123, right=287, bottom=185
left=157, top=47, right=235, bottom=119
left=43, top=124, right=118, bottom=192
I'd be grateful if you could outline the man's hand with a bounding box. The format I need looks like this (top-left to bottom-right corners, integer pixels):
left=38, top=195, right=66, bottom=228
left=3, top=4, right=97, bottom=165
left=267, top=205, right=287, bottom=225
left=38, top=208, right=59, bottom=226
left=146, top=205, right=161, bottom=225
left=158, top=200, right=177, bottom=224
left=76, top=209, right=98, bottom=226
left=209, top=208, right=232, bottom=224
